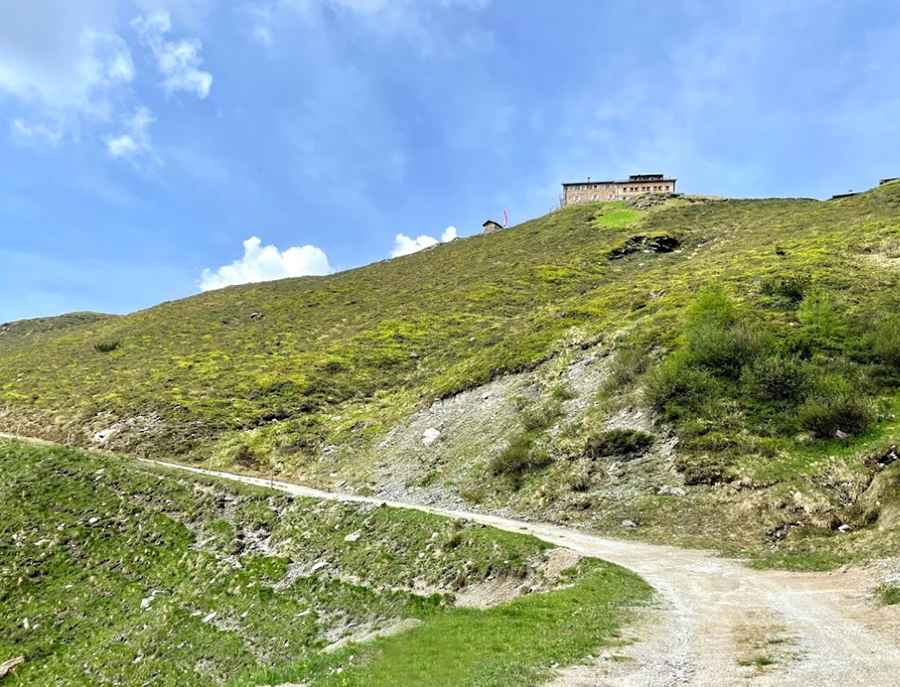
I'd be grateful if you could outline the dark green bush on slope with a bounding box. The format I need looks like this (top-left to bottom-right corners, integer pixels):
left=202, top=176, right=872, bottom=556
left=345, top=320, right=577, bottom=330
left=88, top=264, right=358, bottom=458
left=644, top=285, right=882, bottom=442
left=872, top=314, right=900, bottom=368
left=585, top=428, right=655, bottom=459
left=798, top=375, right=873, bottom=438
left=741, top=354, right=809, bottom=402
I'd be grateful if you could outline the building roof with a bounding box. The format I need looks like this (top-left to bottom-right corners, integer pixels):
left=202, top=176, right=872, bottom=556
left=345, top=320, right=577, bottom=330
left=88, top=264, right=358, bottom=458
left=482, top=219, right=504, bottom=226
left=562, top=177, right=676, bottom=188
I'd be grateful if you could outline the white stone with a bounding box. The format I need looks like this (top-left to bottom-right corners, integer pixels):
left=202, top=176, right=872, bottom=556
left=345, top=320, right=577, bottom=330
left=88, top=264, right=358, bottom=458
left=422, top=428, right=441, bottom=446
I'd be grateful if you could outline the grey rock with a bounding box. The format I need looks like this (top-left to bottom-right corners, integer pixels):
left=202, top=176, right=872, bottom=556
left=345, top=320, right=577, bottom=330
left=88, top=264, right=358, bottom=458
left=422, top=428, right=441, bottom=446
left=658, top=485, right=687, bottom=497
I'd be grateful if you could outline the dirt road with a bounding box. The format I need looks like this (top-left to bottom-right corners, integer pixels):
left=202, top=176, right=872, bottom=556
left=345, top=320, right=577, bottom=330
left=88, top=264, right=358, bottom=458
left=3, top=432, right=897, bottom=685
left=140, top=458, right=900, bottom=687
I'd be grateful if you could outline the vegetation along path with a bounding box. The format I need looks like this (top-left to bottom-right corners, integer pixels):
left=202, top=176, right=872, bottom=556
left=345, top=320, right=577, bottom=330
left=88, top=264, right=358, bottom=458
left=140, top=457, right=900, bottom=687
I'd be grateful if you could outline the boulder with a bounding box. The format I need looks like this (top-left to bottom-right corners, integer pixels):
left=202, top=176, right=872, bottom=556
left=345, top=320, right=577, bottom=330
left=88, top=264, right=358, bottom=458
left=422, top=428, right=441, bottom=446
left=658, top=485, right=687, bottom=497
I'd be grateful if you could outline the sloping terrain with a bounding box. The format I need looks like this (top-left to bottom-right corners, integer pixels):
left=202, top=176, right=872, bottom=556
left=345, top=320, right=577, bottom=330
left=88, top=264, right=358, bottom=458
left=147, top=458, right=900, bottom=687
left=0, top=438, right=648, bottom=686
left=0, top=311, right=113, bottom=342
left=1, top=185, right=900, bottom=567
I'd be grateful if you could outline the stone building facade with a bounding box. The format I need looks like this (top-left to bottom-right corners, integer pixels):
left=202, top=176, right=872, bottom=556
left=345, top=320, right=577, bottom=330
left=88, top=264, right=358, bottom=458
left=561, top=173, right=676, bottom=207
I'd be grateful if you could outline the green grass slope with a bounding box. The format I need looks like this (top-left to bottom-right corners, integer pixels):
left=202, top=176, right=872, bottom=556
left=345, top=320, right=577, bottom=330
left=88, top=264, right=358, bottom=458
left=0, top=439, right=648, bottom=686
left=2, top=189, right=896, bottom=460
left=1, top=185, right=899, bottom=566
left=0, top=311, right=114, bottom=347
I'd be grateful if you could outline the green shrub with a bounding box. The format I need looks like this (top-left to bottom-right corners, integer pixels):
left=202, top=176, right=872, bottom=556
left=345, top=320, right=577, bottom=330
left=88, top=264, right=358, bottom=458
left=872, top=315, right=900, bottom=367
left=741, top=354, right=809, bottom=402
left=798, top=376, right=872, bottom=438
left=760, top=275, right=807, bottom=304
left=520, top=401, right=563, bottom=431
left=565, top=463, right=593, bottom=492
left=550, top=382, right=576, bottom=402
left=644, top=353, right=716, bottom=415
left=488, top=434, right=552, bottom=477
left=232, top=444, right=262, bottom=469
left=585, top=428, right=654, bottom=459
left=797, top=292, right=848, bottom=350
left=674, top=452, right=735, bottom=485
left=681, top=287, right=768, bottom=378
left=688, top=320, right=767, bottom=378
left=94, top=339, right=120, bottom=353
left=878, top=584, right=900, bottom=606
left=603, top=345, right=648, bottom=393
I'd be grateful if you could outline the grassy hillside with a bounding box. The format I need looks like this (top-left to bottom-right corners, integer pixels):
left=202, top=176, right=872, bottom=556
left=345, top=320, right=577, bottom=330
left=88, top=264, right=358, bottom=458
left=1, top=184, right=899, bottom=566
left=0, top=439, right=648, bottom=686
left=0, top=311, right=114, bottom=344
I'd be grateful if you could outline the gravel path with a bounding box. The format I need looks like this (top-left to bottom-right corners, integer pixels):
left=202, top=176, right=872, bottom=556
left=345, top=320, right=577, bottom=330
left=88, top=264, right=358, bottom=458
left=141, top=458, right=900, bottom=687
left=3, top=433, right=897, bottom=686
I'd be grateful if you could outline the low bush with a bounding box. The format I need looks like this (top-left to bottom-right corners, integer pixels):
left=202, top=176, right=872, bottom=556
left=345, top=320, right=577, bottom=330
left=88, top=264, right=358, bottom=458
left=760, top=275, right=807, bottom=305
left=565, top=462, right=593, bottom=492
left=797, top=292, right=848, bottom=352
left=233, top=444, right=262, bottom=469
left=550, top=382, right=576, bottom=402
left=797, top=376, right=873, bottom=438
left=872, top=315, right=900, bottom=367
left=878, top=584, right=900, bottom=606
left=741, top=354, right=809, bottom=402
left=93, top=339, right=120, bottom=353
left=488, top=434, right=552, bottom=478
left=520, top=401, right=563, bottom=432
left=644, top=353, right=716, bottom=416
left=585, top=428, right=654, bottom=459
left=674, top=452, right=735, bottom=485
left=603, top=345, right=648, bottom=394
left=682, top=287, right=768, bottom=378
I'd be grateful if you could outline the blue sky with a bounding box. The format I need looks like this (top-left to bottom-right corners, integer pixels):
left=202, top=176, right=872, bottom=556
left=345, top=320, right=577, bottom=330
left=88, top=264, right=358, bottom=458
left=2, top=0, right=900, bottom=322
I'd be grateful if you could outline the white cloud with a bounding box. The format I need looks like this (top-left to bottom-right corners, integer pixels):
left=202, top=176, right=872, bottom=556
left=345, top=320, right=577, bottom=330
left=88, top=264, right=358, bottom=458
left=390, top=225, right=457, bottom=258
left=10, top=118, right=63, bottom=147
left=199, top=236, right=332, bottom=291
left=0, top=2, right=133, bottom=119
left=106, top=107, right=155, bottom=159
left=132, top=11, right=213, bottom=98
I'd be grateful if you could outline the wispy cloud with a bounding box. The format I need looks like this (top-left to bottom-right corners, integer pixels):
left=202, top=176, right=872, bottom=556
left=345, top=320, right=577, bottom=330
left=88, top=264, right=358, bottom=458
left=10, top=118, right=63, bottom=147
left=132, top=11, right=213, bottom=98
left=0, top=3, right=134, bottom=139
left=106, top=107, right=156, bottom=160
left=199, top=236, right=332, bottom=291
